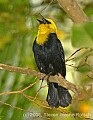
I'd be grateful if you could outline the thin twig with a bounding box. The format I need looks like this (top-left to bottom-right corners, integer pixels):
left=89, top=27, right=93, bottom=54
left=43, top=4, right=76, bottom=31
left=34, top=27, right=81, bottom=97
left=0, top=100, right=51, bottom=120
left=21, top=92, right=47, bottom=104
left=22, top=92, right=73, bottom=115
left=0, top=100, right=29, bottom=112
left=33, top=0, right=53, bottom=15
left=66, top=63, right=78, bottom=69
left=34, top=85, right=47, bottom=100
left=66, top=48, right=84, bottom=62
left=0, top=79, right=40, bottom=96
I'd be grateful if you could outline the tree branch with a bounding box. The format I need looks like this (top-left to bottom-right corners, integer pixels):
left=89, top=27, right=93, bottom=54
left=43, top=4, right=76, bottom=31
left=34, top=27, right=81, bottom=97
left=0, top=63, right=93, bottom=120
left=0, top=63, right=79, bottom=95
left=1, top=63, right=93, bottom=101
left=57, top=0, right=88, bottom=23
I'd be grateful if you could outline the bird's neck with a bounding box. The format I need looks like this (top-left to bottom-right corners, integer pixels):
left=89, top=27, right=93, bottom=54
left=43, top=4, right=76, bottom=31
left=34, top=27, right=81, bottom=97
left=36, top=31, right=51, bottom=45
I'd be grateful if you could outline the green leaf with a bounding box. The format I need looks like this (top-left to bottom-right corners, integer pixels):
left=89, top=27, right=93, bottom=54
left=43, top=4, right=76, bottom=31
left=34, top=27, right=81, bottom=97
left=84, top=22, right=93, bottom=39
left=84, top=4, right=93, bottom=17
left=77, top=64, right=93, bottom=73
left=71, top=22, right=93, bottom=48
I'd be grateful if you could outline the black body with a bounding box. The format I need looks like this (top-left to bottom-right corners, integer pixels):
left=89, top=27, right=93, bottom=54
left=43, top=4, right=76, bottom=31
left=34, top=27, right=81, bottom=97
left=33, top=33, right=72, bottom=107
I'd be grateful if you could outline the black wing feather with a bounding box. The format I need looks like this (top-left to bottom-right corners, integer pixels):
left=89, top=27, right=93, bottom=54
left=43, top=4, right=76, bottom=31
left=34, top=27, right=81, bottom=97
left=56, top=39, right=66, bottom=77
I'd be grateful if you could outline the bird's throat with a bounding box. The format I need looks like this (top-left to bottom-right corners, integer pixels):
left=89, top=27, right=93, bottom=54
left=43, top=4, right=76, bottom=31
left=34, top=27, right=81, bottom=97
left=36, top=32, right=50, bottom=45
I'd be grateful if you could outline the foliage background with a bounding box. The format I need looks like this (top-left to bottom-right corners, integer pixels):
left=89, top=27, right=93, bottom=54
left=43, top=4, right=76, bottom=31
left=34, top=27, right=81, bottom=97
left=0, top=0, right=93, bottom=120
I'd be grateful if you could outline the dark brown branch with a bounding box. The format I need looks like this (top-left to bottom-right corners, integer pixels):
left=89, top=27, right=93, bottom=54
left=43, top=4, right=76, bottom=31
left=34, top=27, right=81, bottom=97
left=57, top=0, right=88, bottom=23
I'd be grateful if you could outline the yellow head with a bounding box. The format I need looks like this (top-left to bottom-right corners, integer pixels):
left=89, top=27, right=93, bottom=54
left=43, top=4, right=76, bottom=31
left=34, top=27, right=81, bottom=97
left=36, top=16, right=57, bottom=45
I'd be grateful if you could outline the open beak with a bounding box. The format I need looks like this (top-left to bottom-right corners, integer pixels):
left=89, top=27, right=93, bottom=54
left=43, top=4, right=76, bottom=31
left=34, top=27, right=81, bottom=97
left=37, top=19, right=44, bottom=24
left=37, top=14, right=50, bottom=24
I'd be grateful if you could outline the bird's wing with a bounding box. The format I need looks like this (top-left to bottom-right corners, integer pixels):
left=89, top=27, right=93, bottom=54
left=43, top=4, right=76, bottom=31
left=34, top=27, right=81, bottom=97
left=33, top=39, right=46, bottom=73
left=56, top=39, right=66, bottom=77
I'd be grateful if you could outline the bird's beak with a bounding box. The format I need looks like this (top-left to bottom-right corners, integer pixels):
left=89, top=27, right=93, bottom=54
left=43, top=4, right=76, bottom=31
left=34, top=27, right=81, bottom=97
left=37, top=19, right=43, bottom=24
left=40, top=14, right=48, bottom=24
left=37, top=14, right=48, bottom=24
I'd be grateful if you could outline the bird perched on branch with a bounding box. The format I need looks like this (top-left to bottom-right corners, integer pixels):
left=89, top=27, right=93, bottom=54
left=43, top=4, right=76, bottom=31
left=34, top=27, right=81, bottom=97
left=33, top=15, right=72, bottom=107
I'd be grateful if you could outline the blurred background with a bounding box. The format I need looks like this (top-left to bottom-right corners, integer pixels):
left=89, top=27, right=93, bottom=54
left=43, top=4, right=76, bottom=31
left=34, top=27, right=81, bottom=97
left=0, top=0, right=93, bottom=120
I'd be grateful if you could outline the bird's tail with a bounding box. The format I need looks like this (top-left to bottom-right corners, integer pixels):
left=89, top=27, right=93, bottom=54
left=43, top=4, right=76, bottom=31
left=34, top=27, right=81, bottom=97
left=46, top=82, right=72, bottom=108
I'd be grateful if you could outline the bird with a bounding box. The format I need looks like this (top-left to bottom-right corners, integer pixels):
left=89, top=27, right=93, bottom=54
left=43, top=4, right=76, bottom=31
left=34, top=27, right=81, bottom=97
left=33, top=15, right=72, bottom=108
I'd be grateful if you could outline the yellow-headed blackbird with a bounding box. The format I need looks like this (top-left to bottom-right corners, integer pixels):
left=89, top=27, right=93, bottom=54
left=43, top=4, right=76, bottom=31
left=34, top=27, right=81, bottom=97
left=33, top=15, right=72, bottom=107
